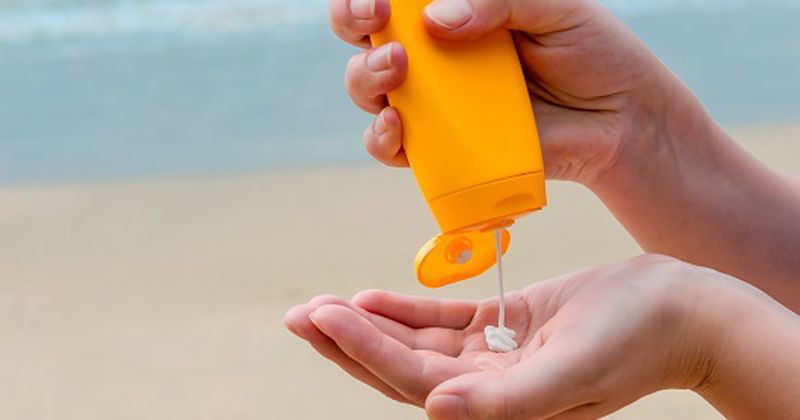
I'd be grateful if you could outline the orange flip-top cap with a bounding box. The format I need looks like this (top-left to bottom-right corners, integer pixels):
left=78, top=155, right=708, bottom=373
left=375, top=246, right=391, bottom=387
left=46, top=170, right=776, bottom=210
left=415, top=229, right=511, bottom=288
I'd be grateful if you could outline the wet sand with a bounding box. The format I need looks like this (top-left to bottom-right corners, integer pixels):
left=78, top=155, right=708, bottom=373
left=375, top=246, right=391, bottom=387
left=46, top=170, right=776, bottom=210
left=0, top=123, right=796, bottom=419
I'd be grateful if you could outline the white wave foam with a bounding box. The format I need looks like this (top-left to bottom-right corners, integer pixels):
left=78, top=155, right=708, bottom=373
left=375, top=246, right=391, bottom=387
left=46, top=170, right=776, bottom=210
left=0, top=0, right=796, bottom=44
left=601, top=0, right=798, bottom=17
left=0, top=0, right=328, bottom=43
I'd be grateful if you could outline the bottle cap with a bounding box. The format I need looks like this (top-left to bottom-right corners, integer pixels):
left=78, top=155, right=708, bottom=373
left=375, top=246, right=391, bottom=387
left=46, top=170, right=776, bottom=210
left=414, top=229, right=510, bottom=288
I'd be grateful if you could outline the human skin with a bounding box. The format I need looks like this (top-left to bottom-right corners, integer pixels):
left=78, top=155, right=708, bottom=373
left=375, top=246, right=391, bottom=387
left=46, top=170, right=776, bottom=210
left=284, top=255, right=800, bottom=419
left=330, top=0, right=800, bottom=311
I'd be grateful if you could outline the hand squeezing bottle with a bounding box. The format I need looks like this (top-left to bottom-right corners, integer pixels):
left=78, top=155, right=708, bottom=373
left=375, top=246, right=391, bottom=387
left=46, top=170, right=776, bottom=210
left=371, top=0, right=547, bottom=289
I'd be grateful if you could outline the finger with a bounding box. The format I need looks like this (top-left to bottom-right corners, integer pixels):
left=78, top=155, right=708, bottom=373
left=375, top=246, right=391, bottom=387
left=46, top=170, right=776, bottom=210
left=291, top=294, right=464, bottom=356
left=363, top=108, right=409, bottom=168
left=287, top=294, right=416, bottom=353
left=353, top=289, right=477, bottom=329
left=283, top=300, right=411, bottom=403
left=329, top=0, right=391, bottom=47
left=346, top=42, right=408, bottom=114
left=426, top=341, right=599, bottom=419
left=423, top=0, right=597, bottom=41
left=310, top=304, right=475, bottom=404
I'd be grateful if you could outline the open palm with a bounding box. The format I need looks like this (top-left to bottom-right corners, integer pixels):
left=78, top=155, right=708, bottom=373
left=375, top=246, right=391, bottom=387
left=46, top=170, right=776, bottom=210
left=286, top=288, right=534, bottom=404
left=284, top=255, right=712, bottom=419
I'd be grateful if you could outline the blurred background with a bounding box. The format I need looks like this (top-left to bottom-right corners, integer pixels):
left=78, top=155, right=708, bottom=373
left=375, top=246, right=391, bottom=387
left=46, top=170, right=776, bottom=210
left=0, top=0, right=797, bottom=419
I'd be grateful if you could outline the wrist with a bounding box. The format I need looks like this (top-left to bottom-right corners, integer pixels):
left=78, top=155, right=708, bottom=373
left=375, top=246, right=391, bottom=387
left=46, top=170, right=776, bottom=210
left=681, top=269, right=781, bottom=394
left=657, top=266, right=727, bottom=391
left=687, top=272, right=800, bottom=418
left=673, top=269, right=736, bottom=392
left=654, top=265, right=765, bottom=400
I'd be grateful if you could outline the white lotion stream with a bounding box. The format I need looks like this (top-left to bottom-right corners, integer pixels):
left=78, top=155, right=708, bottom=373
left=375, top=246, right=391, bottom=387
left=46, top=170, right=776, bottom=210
left=483, top=229, right=518, bottom=353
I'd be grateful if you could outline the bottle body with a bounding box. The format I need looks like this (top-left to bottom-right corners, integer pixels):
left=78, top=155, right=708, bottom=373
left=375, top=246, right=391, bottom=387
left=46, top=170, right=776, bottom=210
left=371, top=0, right=546, bottom=234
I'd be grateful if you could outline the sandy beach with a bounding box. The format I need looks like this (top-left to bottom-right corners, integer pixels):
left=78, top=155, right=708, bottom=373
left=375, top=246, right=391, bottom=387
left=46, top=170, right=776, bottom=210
left=0, top=123, right=796, bottom=419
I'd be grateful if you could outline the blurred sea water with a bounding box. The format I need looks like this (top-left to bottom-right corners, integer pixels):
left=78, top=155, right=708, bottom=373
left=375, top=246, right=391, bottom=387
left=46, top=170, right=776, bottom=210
left=0, top=0, right=798, bottom=183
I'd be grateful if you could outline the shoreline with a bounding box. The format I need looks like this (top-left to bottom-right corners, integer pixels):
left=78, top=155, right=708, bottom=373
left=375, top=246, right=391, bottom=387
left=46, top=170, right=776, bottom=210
left=0, top=121, right=797, bottom=189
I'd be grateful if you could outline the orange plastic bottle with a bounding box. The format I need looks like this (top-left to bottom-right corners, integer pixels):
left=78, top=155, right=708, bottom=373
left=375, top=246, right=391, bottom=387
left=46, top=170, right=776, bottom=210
left=371, top=0, right=547, bottom=287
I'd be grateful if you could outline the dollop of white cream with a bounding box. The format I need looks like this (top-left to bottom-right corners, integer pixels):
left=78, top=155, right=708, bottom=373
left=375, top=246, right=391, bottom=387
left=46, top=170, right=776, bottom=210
left=484, top=325, right=518, bottom=353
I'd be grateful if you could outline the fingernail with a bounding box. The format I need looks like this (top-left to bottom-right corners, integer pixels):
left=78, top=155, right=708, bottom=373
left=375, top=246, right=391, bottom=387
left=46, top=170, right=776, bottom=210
left=349, top=0, right=375, bottom=19
left=427, top=395, right=469, bottom=420
left=425, top=0, right=473, bottom=30
left=366, top=43, right=393, bottom=72
left=373, top=110, right=388, bottom=136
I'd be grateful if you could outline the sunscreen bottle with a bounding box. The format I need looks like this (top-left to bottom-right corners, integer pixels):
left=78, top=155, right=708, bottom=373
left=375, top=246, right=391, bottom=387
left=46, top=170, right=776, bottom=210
left=371, top=0, right=547, bottom=287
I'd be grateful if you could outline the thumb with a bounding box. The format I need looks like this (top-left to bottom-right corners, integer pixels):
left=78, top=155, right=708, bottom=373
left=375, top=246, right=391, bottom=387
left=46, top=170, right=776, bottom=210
left=423, top=0, right=596, bottom=40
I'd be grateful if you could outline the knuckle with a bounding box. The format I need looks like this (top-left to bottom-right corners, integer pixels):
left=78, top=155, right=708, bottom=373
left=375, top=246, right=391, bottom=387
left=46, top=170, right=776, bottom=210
left=344, top=55, right=363, bottom=87
left=344, top=58, right=402, bottom=110
left=345, top=52, right=363, bottom=71
left=373, top=72, right=400, bottom=94
left=328, top=1, right=351, bottom=28
left=328, top=14, right=352, bottom=42
left=363, top=126, right=383, bottom=156
left=361, top=100, right=384, bottom=114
